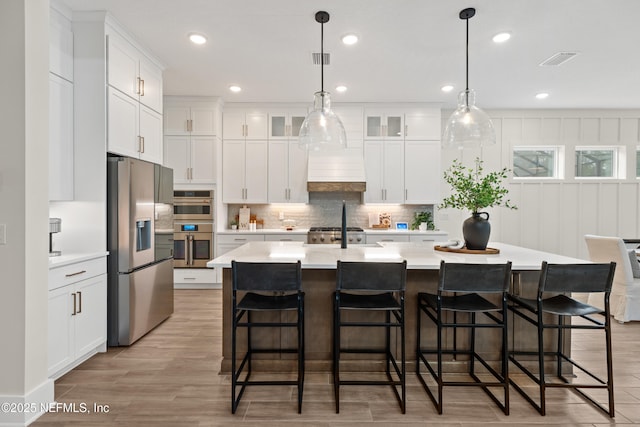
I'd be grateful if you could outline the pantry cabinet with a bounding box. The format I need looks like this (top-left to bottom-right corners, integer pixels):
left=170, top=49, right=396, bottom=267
left=163, top=97, right=221, bottom=184
left=364, top=140, right=404, bottom=203
left=268, top=140, right=308, bottom=203
left=404, top=141, right=441, bottom=204
left=48, top=255, right=107, bottom=379
left=222, top=140, right=268, bottom=203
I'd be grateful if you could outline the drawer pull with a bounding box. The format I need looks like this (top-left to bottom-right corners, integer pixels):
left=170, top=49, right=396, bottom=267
left=184, top=277, right=197, bottom=280
left=234, top=238, right=247, bottom=242
left=65, top=270, right=87, bottom=278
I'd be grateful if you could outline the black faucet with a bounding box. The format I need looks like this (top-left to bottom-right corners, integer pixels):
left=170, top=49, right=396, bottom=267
left=341, top=200, right=347, bottom=249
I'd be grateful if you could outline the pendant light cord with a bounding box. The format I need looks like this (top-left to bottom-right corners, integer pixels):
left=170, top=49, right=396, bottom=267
left=320, top=18, right=324, bottom=93
left=465, top=16, right=469, bottom=92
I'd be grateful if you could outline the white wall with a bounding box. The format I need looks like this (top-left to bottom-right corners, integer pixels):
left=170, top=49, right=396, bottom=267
left=0, top=0, right=54, bottom=424
left=438, top=109, right=640, bottom=259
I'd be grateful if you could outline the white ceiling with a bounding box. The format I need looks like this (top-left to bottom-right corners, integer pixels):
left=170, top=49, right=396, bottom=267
left=59, top=0, right=640, bottom=109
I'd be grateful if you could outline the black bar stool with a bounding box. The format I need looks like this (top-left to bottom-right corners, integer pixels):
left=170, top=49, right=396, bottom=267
left=231, top=260, right=304, bottom=414
left=333, top=260, right=407, bottom=414
left=508, top=262, right=616, bottom=417
left=416, top=261, right=512, bottom=415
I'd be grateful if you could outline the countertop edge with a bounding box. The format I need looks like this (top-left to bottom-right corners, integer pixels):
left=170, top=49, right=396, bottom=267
left=49, top=251, right=109, bottom=269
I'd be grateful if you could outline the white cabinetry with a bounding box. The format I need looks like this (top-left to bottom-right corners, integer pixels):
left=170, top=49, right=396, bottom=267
left=333, top=105, right=364, bottom=151
left=364, top=106, right=441, bottom=204
left=106, top=26, right=163, bottom=164
left=268, top=141, right=308, bottom=203
left=264, top=233, right=307, bottom=242
left=365, top=110, right=404, bottom=139
left=223, top=110, right=268, bottom=140
left=268, top=109, right=307, bottom=140
left=48, top=255, right=107, bottom=379
left=174, top=268, right=217, bottom=289
left=365, top=233, right=410, bottom=244
left=364, top=140, right=404, bottom=203
left=49, top=9, right=74, bottom=201
left=216, top=233, right=265, bottom=255
left=409, top=232, right=449, bottom=243
left=49, top=73, right=74, bottom=201
left=163, top=98, right=220, bottom=184
left=404, top=141, right=441, bottom=204
left=222, top=140, right=268, bottom=203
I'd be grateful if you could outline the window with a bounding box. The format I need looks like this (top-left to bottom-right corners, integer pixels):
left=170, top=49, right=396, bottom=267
left=575, top=147, right=622, bottom=178
left=513, top=147, right=561, bottom=178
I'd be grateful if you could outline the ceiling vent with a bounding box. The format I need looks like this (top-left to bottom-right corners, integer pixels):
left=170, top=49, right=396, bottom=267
left=539, top=52, right=579, bottom=66
left=312, top=52, right=330, bottom=65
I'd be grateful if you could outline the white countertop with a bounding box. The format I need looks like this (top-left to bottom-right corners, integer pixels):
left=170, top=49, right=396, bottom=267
left=206, top=241, right=587, bottom=270
left=49, top=251, right=109, bottom=269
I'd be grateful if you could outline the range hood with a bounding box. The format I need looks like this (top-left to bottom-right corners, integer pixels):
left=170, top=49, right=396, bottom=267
left=307, top=151, right=366, bottom=192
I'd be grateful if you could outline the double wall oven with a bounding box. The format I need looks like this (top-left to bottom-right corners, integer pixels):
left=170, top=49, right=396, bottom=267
left=173, top=190, right=214, bottom=268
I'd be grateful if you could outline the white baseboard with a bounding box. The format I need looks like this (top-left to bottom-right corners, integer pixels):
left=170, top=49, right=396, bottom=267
left=0, top=378, right=54, bottom=426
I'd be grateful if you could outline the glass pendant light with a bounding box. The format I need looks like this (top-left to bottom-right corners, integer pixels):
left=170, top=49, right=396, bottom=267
left=299, top=11, right=347, bottom=151
left=442, top=8, right=496, bottom=150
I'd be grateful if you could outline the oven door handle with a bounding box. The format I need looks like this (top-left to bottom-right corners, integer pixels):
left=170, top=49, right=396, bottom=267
left=186, top=235, right=194, bottom=265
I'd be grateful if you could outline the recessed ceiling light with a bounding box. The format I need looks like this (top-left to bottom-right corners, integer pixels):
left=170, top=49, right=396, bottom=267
left=441, top=85, right=454, bottom=93
left=229, top=85, right=242, bottom=93
left=341, top=33, right=358, bottom=45
left=536, top=92, right=549, bottom=99
left=189, top=33, right=207, bottom=45
left=335, top=85, right=347, bottom=93
left=492, top=32, right=511, bottom=43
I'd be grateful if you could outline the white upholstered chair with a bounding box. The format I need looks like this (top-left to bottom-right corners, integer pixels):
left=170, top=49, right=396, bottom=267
left=585, top=234, right=640, bottom=322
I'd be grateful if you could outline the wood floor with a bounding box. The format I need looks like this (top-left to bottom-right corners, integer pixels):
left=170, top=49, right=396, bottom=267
left=34, top=289, right=640, bottom=426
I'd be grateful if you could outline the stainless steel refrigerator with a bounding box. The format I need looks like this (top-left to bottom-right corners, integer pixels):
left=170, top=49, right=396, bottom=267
left=107, top=156, right=174, bottom=346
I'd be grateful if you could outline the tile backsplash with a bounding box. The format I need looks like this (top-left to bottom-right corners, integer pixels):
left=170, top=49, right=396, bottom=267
left=228, top=192, right=435, bottom=230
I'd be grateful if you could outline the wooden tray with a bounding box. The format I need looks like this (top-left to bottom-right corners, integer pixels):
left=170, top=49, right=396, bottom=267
left=434, top=245, right=500, bottom=254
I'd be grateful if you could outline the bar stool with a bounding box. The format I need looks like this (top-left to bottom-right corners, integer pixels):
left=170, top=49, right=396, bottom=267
left=333, top=260, right=407, bottom=413
left=416, top=261, right=512, bottom=415
left=508, top=262, right=616, bottom=417
left=231, top=260, right=304, bottom=414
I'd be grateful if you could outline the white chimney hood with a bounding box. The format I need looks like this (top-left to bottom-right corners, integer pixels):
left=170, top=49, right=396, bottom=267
left=307, top=151, right=366, bottom=192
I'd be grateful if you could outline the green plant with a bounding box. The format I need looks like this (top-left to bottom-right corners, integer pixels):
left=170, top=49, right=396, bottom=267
left=230, top=219, right=238, bottom=226
left=439, top=158, right=517, bottom=214
left=411, top=211, right=434, bottom=230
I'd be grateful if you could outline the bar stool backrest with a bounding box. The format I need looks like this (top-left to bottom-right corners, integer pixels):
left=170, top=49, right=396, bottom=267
left=438, top=261, right=512, bottom=293
left=538, top=262, right=616, bottom=294
left=232, top=261, right=302, bottom=292
left=336, top=260, right=407, bottom=291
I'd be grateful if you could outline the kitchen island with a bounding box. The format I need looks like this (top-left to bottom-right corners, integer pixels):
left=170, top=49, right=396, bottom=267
left=207, top=241, right=588, bottom=374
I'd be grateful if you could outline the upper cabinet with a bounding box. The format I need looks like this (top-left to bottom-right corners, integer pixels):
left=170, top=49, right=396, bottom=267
left=105, top=24, right=164, bottom=163
left=49, top=6, right=74, bottom=201
left=333, top=105, right=364, bottom=151
left=268, top=109, right=307, bottom=140
left=107, top=29, right=162, bottom=113
left=163, top=97, right=221, bottom=184
left=365, top=110, right=404, bottom=140
left=223, top=109, right=268, bottom=140
left=404, top=110, right=441, bottom=140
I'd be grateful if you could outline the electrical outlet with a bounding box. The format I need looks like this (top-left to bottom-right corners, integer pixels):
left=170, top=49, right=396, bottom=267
left=278, top=211, right=284, bottom=220
left=0, top=224, right=6, bottom=245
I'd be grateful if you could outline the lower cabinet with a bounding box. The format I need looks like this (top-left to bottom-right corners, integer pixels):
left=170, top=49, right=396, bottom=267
left=365, top=233, right=410, bottom=244
left=174, top=268, right=217, bottom=288
left=48, top=256, right=107, bottom=379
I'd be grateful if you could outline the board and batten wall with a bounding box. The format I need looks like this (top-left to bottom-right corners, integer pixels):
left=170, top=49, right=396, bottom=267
left=437, top=109, right=640, bottom=260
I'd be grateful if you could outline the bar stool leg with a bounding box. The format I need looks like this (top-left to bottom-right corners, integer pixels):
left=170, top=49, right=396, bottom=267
left=231, top=310, right=238, bottom=414
left=537, top=310, right=546, bottom=416
left=333, top=293, right=340, bottom=414
left=298, top=297, right=304, bottom=414
left=400, top=299, right=406, bottom=414
left=605, top=314, right=615, bottom=416
left=436, top=306, right=443, bottom=415
left=470, top=312, right=476, bottom=376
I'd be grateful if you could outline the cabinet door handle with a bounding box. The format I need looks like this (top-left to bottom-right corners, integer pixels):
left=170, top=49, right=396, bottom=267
left=140, top=136, right=145, bottom=153
left=65, top=270, right=86, bottom=278
left=187, top=119, right=192, bottom=132
left=405, top=189, right=408, bottom=200
left=72, top=292, right=77, bottom=316
left=136, top=77, right=141, bottom=95
left=140, top=79, right=145, bottom=96
left=405, top=124, right=408, bottom=137
left=77, top=291, right=82, bottom=314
